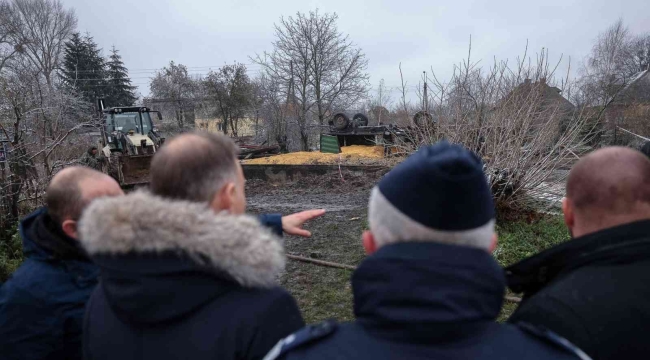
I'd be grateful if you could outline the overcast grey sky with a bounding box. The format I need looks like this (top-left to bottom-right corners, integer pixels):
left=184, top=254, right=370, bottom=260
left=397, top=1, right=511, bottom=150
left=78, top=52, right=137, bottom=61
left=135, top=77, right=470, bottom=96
left=65, top=0, right=649, bottom=101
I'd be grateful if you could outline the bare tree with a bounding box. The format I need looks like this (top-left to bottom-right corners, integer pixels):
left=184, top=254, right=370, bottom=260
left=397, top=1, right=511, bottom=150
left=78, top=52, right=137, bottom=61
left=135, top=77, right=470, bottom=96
left=0, top=0, right=23, bottom=73
left=149, top=61, right=199, bottom=130
left=204, top=63, right=252, bottom=137
left=396, top=45, right=598, bottom=212
left=4, top=0, right=76, bottom=88
left=305, top=11, right=369, bottom=125
left=369, top=79, right=392, bottom=125
left=256, top=74, right=290, bottom=147
left=578, top=19, right=642, bottom=105
left=398, top=62, right=410, bottom=118
left=0, top=56, right=93, bottom=241
left=254, top=47, right=313, bottom=150
left=0, top=0, right=98, bottom=247
left=253, top=10, right=369, bottom=150
left=629, top=33, right=650, bottom=73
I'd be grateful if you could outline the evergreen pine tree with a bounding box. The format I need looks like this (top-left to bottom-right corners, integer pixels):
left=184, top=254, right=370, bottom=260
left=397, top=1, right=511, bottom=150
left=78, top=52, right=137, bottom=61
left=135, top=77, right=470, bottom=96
left=105, top=46, right=137, bottom=106
left=60, top=32, right=107, bottom=103
left=81, top=33, right=108, bottom=102
left=61, top=32, right=86, bottom=88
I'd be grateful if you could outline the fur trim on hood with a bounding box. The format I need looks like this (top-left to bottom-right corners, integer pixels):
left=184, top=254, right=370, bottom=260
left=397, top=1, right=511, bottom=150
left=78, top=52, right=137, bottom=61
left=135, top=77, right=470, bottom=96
left=78, top=191, right=285, bottom=288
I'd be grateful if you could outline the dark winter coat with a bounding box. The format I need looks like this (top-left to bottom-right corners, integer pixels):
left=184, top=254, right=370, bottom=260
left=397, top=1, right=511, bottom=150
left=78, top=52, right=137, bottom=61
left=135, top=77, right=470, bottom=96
left=271, top=242, right=588, bottom=360
left=78, top=191, right=304, bottom=360
left=507, top=219, right=650, bottom=360
left=0, top=208, right=99, bottom=360
left=258, top=213, right=282, bottom=237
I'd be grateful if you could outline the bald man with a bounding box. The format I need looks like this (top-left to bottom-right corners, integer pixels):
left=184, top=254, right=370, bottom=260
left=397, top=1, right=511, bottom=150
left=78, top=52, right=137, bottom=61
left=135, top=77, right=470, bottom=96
left=0, top=167, right=123, bottom=360
left=507, top=147, right=650, bottom=360
left=79, top=132, right=318, bottom=360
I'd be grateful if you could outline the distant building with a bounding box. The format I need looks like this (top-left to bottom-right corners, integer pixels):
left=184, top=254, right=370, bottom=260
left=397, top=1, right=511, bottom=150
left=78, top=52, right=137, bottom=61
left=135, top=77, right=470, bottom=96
left=502, top=78, right=575, bottom=114
left=498, top=78, right=575, bottom=138
left=194, top=117, right=260, bottom=138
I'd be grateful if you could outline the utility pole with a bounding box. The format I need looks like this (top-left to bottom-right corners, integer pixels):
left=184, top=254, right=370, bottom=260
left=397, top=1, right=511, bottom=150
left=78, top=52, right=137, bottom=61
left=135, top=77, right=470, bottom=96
left=423, top=71, right=428, bottom=113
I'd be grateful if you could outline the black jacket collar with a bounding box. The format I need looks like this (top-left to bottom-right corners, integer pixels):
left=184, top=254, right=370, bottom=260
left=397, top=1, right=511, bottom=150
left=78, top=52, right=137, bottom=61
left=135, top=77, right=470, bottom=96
left=506, top=219, right=650, bottom=296
left=352, top=242, right=505, bottom=343
left=23, top=208, right=91, bottom=262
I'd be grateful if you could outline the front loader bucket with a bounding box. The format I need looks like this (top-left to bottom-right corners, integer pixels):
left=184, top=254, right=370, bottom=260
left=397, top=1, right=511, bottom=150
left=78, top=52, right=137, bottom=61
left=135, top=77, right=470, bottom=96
left=119, top=154, right=153, bottom=187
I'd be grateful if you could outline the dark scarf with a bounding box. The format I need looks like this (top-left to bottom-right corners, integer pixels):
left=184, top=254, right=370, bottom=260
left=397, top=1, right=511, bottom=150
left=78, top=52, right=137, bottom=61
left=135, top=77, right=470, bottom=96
left=29, top=211, right=91, bottom=262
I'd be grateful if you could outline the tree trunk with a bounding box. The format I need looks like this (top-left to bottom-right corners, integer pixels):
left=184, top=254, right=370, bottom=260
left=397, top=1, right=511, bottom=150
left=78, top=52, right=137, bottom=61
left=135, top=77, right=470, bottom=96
left=222, top=117, right=229, bottom=135
left=317, top=101, right=324, bottom=125
left=301, top=131, right=309, bottom=151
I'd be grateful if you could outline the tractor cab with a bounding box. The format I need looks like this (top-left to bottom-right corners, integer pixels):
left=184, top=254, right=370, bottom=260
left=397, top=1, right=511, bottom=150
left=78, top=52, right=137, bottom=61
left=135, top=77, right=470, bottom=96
left=101, top=107, right=163, bottom=156
left=96, top=100, right=165, bottom=187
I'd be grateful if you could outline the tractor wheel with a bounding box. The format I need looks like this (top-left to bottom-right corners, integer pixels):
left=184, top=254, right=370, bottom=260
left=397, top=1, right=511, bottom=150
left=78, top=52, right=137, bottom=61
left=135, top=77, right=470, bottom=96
left=413, top=111, right=433, bottom=127
left=353, top=113, right=369, bottom=126
left=108, top=152, right=122, bottom=182
left=332, top=113, right=350, bottom=130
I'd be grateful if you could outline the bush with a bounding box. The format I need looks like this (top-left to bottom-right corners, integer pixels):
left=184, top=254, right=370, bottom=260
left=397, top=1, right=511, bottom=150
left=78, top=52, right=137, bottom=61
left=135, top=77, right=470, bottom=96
left=494, top=215, right=569, bottom=267
left=0, top=227, right=24, bottom=282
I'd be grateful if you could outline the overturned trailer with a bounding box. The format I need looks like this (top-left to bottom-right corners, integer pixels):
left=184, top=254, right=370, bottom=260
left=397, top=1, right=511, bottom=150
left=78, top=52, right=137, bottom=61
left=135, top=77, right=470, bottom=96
left=324, top=112, right=413, bottom=151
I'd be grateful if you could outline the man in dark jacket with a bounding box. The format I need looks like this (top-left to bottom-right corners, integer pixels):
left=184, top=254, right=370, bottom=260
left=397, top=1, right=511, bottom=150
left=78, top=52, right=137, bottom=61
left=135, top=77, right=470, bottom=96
left=507, top=147, right=650, bottom=360
left=0, top=167, right=124, bottom=360
left=265, top=142, right=589, bottom=360
left=79, top=132, right=310, bottom=360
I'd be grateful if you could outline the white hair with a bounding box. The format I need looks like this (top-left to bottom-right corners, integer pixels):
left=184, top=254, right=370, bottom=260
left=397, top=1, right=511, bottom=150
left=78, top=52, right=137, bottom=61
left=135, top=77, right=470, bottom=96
left=368, top=187, right=495, bottom=250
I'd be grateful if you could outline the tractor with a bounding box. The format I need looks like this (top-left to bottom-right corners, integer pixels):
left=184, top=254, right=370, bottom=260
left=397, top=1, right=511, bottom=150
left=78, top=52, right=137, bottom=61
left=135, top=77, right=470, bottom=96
left=96, top=99, right=165, bottom=187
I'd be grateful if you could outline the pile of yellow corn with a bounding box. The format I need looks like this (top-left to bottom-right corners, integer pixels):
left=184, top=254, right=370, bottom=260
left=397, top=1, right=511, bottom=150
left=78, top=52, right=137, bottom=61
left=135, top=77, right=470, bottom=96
left=243, top=145, right=384, bottom=165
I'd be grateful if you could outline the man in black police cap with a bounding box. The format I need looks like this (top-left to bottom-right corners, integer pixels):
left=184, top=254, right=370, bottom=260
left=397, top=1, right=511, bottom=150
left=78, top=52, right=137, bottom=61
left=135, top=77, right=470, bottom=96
left=264, top=142, right=590, bottom=360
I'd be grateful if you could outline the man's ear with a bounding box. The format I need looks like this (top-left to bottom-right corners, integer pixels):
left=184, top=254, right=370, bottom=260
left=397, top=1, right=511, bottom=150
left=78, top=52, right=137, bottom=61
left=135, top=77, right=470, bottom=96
left=489, top=233, right=498, bottom=253
left=362, top=230, right=377, bottom=255
left=562, top=197, right=575, bottom=231
left=61, top=220, right=78, bottom=239
left=210, top=182, right=236, bottom=213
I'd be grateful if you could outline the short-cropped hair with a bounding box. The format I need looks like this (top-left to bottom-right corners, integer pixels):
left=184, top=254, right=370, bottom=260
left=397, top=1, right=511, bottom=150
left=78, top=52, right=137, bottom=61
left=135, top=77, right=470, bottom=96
left=46, top=167, right=103, bottom=222
left=149, top=132, right=239, bottom=203
left=368, top=187, right=494, bottom=250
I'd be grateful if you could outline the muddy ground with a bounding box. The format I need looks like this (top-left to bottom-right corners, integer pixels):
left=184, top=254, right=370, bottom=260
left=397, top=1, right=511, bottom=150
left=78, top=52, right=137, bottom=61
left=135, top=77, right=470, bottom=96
left=246, top=169, right=568, bottom=324
left=246, top=170, right=387, bottom=323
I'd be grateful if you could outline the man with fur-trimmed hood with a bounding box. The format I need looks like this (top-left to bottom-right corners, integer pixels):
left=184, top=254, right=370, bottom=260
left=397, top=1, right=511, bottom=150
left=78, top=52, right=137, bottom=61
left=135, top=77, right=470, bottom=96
left=79, top=132, right=309, bottom=360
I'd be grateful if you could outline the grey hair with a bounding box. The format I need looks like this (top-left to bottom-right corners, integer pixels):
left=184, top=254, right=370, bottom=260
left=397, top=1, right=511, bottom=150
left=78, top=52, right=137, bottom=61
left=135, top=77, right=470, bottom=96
left=368, top=187, right=495, bottom=250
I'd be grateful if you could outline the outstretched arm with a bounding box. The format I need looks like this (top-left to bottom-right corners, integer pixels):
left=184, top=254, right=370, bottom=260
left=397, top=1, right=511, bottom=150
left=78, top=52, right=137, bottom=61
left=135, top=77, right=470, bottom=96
left=258, top=210, right=326, bottom=238
left=281, top=209, right=326, bottom=237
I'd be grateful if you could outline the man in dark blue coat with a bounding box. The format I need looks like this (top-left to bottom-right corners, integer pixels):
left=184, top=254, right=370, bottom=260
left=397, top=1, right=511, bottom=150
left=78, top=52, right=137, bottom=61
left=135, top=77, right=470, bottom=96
left=0, top=167, right=124, bottom=360
left=265, top=142, right=590, bottom=360
left=79, top=132, right=314, bottom=360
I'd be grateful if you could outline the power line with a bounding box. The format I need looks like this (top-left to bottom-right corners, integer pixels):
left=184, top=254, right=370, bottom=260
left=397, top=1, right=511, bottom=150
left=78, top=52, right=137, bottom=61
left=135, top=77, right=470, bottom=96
left=65, top=64, right=263, bottom=74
